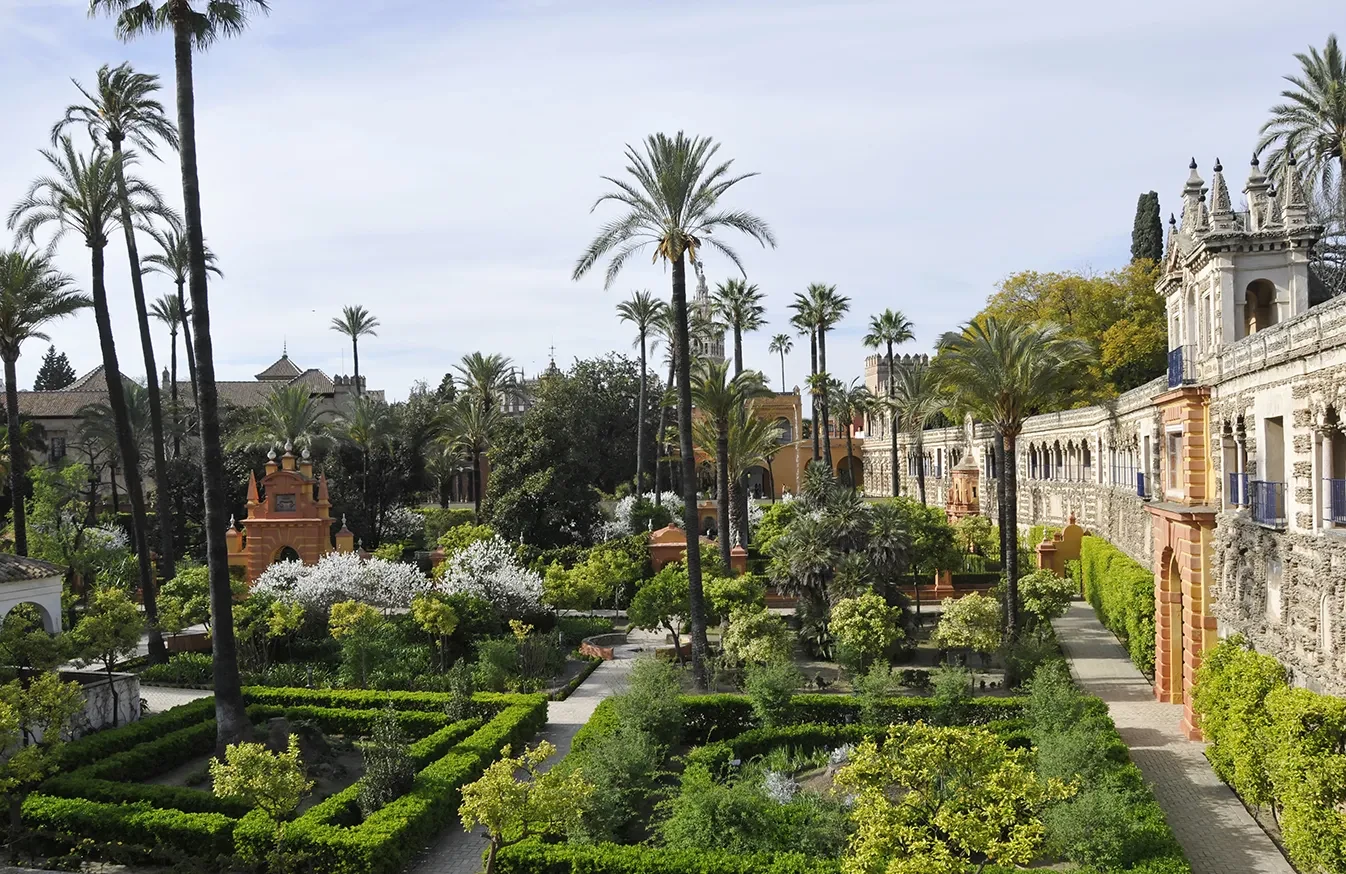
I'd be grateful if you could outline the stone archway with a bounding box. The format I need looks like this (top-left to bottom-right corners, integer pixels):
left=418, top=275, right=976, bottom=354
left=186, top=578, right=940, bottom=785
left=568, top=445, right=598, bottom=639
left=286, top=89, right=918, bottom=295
left=837, top=455, right=863, bottom=488
left=1157, top=546, right=1183, bottom=705
left=275, top=546, right=301, bottom=563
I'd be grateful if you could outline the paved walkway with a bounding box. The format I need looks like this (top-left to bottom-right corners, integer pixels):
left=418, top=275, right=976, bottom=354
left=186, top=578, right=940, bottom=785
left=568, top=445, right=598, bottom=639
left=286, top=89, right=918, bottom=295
left=405, top=654, right=635, bottom=874
left=140, top=684, right=211, bottom=714
left=1052, top=602, right=1294, bottom=874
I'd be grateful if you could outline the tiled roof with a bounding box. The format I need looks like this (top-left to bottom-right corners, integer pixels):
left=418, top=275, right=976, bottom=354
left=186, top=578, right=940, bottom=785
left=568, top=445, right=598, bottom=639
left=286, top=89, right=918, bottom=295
left=255, top=354, right=303, bottom=381
left=0, top=553, right=64, bottom=582
left=17, top=390, right=112, bottom=418
left=290, top=369, right=335, bottom=392
left=64, top=366, right=109, bottom=391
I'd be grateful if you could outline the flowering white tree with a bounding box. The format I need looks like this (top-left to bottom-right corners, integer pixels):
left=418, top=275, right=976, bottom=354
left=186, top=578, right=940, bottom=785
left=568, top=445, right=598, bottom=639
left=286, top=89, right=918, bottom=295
left=253, top=551, right=429, bottom=611
left=380, top=505, right=424, bottom=545
left=608, top=492, right=685, bottom=538
left=434, top=536, right=543, bottom=615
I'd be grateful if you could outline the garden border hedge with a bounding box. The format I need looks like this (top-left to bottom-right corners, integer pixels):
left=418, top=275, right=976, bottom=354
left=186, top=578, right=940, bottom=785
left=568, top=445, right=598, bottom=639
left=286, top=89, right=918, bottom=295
left=22, top=688, right=546, bottom=874
left=1074, top=536, right=1156, bottom=675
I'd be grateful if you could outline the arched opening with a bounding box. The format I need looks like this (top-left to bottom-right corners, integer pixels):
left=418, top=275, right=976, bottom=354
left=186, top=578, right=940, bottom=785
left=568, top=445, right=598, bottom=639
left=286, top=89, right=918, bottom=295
left=275, top=546, right=301, bottom=564
left=1243, top=279, right=1278, bottom=337
left=837, top=456, right=863, bottom=488
left=774, top=417, right=793, bottom=444
left=745, top=465, right=770, bottom=500
left=1158, top=547, right=1184, bottom=703
left=1, top=602, right=58, bottom=649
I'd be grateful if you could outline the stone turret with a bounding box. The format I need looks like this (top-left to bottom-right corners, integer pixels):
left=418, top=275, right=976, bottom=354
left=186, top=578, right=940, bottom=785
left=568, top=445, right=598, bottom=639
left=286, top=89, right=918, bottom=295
left=1244, top=156, right=1271, bottom=232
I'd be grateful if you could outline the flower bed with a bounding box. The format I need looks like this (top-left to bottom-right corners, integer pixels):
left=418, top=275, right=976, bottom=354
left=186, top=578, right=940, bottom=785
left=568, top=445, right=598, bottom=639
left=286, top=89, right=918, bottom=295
left=23, top=687, right=546, bottom=873
left=498, top=690, right=1188, bottom=874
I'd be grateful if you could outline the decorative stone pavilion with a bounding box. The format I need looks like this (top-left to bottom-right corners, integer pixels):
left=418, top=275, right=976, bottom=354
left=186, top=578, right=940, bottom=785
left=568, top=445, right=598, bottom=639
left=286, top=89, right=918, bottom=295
left=227, top=445, right=354, bottom=582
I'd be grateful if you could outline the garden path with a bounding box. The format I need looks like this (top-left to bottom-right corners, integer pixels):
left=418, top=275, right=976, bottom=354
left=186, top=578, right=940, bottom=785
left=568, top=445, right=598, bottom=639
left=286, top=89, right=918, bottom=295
left=1052, top=602, right=1295, bottom=874
left=406, top=650, right=638, bottom=874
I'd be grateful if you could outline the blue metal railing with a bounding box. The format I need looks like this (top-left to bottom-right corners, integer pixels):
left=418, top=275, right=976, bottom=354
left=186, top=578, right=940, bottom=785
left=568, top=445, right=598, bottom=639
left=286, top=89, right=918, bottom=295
left=1330, top=478, right=1346, bottom=525
left=1167, top=345, right=1194, bottom=388
left=1227, top=472, right=1248, bottom=507
left=1136, top=472, right=1148, bottom=498
left=1250, top=480, right=1286, bottom=528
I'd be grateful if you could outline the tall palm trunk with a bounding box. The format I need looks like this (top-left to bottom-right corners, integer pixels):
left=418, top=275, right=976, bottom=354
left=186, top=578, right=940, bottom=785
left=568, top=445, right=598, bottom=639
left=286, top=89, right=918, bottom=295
left=168, top=325, right=180, bottom=457
left=110, top=137, right=177, bottom=596
left=472, top=446, right=483, bottom=515
left=176, top=279, right=198, bottom=404
left=778, top=350, right=786, bottom=393
left=808, top=331, right=819, bottom=461
left=654, top=355, right=675, bottom=509
left=915, top=433, right=927, bottom=505
left=844, top=424, right=856, bottom=492
left=715, top=419, right=732, bottom=574
left=88, top=242, right=166, bottom=663
left=352, top=338, right=361, bottom=396
left=172, top=17, right=247, bottom=748
left=994, top=429, right=1009, bottom=595
left=730, top=327, right=750, bottom=554
left=109, top=461, right=119, bottom=516
left=634, top=331, right=646, bottom=495
left=819, top=327, right=833, bottom=472
left=671, top=255, right=709, bottom=689
left=5, top=358, right=27, bottom=555
left=1003, top=430, right=1021, bottom=647
left=886, top=344, right=898, bottom=496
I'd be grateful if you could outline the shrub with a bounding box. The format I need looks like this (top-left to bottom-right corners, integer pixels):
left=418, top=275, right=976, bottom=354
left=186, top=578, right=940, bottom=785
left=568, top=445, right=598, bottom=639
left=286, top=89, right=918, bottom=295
left=209, top=736, right=312, bottom=819
left=706, top=573, right=767, bottom=620
left=140, top=652, right=213, bottom=687
left=1265, top=685, right=1346, bottom=873
left=357, top=706, right=417, bottom=818
left=437, top=522, right=496, bottom=555
left=934, top=593, right=1001, bottom=654
left=1191, top=635, right=1287, bottom=812
left=418, top=507, right=476, bottom=544
left=829, top=592, right=903, bottom=669
left=853, top=663, right=903, bottom=727
left=1018, top=569, right=1075, bottom=623
left=1043, top=785, right=1140, bottom=870
left=570, top=723, right=665, bottom=843
left=556, top=616, right=615, bottom=646
left=929, top=666, right=973, bottom=726
left=610, top=656, right=684, bottom=747
left=743, top=662, right=801, bottom=728
left=444, top=659, right=477, bottom=722
left=1078, top=536, right=1155, bottom=675
left=720, top=607, right=792, bottom=667
left=474, top=638, right=522, bottom=693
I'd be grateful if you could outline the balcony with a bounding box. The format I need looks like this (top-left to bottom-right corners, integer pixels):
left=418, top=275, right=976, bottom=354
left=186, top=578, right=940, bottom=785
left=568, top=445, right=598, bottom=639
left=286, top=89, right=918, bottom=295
left=1250, top=480, right=1287, bottom=528
left=1330, top=478, right=1346, bottom=525
left=1227, top=472, right=1248, bottom=507
left=1167, top=345, right=1194, bottom=388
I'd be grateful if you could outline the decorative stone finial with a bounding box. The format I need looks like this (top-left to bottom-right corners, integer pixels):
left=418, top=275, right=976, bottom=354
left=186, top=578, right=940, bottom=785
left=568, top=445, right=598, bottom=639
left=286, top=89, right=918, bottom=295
left=284, top=440, right=294, bottom=453
left=1189, top=156, right=1197, bottom=169
left=1213, top=157, right=1223, bottom=172
left=267, top=448, right=277, bottom=460
left=302, top=447, right=311, bottom=460
left=228, top=514, right=236, bottom=528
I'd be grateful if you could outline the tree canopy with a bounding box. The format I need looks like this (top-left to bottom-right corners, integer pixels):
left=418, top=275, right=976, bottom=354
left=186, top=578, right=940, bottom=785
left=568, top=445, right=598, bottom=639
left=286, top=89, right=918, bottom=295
left=975, top=260, right=1165, bottom=399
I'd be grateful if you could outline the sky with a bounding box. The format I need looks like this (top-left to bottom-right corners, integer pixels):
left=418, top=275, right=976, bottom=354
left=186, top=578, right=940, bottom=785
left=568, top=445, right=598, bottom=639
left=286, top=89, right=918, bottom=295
left=0, top=0, right=1338, bottom=400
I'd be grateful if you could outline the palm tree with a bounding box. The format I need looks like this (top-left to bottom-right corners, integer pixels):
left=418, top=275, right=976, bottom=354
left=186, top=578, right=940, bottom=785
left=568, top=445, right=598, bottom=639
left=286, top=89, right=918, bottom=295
left=141, top=224, right=221, bottom=407
left=9, top=137, right=168, bottom=662
left=690, top=360, right=771, bottom=571
left=830, top=377, right=871, bottom=491
left=330, top=305, right=379, bottom=397
left=92, top=0, right=270, bottom=747
left=54, top=61, right=185, bottom=608
left=149, top=294, right=184, bottom=455
left=446, top=394, right=502, bottom=515
left=573, top=132, right=775, bottom=690
left=934, top=317, right=1090, bottom=648
left=789, top=297, right=823, bottom=461
left=334, top=395, right=396, bottom=543
left=711, top=278, right=766, bottom=376
left=616, top=290, right=665, bottom=496
left=863, top=309, right=915, bottom=497
left=455, top=352, right=516, bottom=415
left=425, top=440, right=469, bottom=508
left=0, top=251, right=90, bottom=554
left=889, top=358, right=943, bottom=506
left=693, top=402, right=781, bottom=547
left=229, top=384, right=328, bottom=452
left=768, top=332, right=792, bottom=392
left=807, top=284, right=850, bottom=470
left=76, top=380, right=155, bottom=479
left=1257, top=35, right=1346, bottom=211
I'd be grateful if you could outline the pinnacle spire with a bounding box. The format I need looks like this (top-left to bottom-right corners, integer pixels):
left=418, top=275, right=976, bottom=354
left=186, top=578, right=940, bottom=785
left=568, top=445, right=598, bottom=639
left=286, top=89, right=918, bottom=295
left=1244, top=154, right=1272, bottom=232
left=1282, top=154, right=1311, bottom=227
left=1208, top=158, right=1236, bottom=230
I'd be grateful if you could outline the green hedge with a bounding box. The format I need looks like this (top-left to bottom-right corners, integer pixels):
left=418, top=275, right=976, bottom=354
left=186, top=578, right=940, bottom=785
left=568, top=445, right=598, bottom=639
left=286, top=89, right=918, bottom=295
left=257, top=697, right=547, bottom=874
left=414, top=507, right=476, bottom=543
left=496, top=842, right=840, bottom=873
left=27, top=689, right=546, bottom=874
left=52, top=696, right=216, bottom=772
left=241, top=685, right=515, bottom=715
left=1077, top=536, right=1156, bottom=675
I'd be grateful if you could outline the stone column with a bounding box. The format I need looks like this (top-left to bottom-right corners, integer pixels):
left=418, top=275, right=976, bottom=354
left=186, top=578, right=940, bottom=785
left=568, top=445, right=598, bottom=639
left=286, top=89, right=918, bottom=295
left=1235, top=434, right=1246, bottom=506
left=1324, top=427, right=1336, bottom=529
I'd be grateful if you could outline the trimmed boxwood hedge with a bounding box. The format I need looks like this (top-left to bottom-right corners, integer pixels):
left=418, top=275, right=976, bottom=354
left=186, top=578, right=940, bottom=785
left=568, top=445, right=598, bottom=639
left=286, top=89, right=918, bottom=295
left=496, top=842, right=841, bottom=873
left=22, top=688, right=546, bottom=874
left=1075, top=536, right=1156, bottom=675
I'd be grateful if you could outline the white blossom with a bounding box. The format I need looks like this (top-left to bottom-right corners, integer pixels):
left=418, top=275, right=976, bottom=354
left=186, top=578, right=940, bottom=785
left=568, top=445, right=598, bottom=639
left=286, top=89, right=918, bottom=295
left=433, top=535, right=542, bottom=614
left=611, top=492, right=685, bottom=536
left=252, top=551, right=430, bottom=610
left=380, top=505, right=424, bottom=545
left=762, top=770, right=799, bottom=804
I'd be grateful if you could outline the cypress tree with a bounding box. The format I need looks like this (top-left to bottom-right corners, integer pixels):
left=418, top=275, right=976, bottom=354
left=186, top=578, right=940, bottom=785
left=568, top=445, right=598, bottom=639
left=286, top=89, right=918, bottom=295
left=33, top=346, right=76, bottom=391
left=1131, top=191, right=1163, bottom=263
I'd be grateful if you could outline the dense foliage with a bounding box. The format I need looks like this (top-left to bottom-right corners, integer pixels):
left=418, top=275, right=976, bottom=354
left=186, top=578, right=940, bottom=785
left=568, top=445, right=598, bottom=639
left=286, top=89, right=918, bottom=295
left=1072, top=537, right=1155, bottom=675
